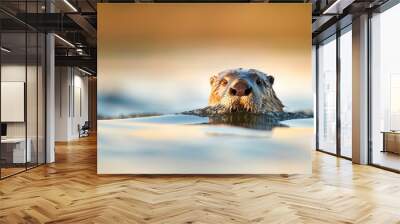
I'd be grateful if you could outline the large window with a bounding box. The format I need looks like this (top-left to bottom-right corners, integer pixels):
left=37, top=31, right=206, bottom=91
left=371, top=3, right=400, bottom=171
left=339, top=28, right=352, bottom=158
left=317, top=36, right=337, bottom=154
left=316, top=26, right=353, bottom=158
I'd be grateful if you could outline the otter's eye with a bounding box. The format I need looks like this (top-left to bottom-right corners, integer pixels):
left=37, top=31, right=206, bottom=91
left=220, top=79, right=228, bottom=86
left=256, top=79, right=262, bottom=86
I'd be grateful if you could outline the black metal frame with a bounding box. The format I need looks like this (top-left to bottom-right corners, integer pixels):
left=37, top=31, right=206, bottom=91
left=336, top=25, right=341, bottom=158
left=315, top=44, right=319, bottom=151
left=0, top=0, right=47, bottom=180
left=0, top=19, right=2, bottom=179
left=367, top=10, right=373, bottom=166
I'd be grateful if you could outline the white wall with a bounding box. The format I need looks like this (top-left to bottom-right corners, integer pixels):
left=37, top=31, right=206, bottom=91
left=55, top=67, right=89, bottom=141
left=55, top=67, right=70, bottom=141
left=72, top=73, right=89, bottom=138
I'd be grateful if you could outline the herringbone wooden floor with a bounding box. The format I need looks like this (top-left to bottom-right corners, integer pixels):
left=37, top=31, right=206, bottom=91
left=1, top=135, right=400, bottom=224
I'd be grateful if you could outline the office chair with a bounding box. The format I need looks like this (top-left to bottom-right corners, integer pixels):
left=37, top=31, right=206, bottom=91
left=79, top=121, right=90, bottom=138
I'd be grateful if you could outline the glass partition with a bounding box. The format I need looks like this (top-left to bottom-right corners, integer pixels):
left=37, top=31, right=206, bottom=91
left=1, top=31, right=28, bottom=177
left=27, top=31, right=38, bottom=169
left=0, top=2, right=46, bottom=179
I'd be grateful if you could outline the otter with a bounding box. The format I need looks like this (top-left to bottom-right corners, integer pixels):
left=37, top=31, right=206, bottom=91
left=208, top=68, right=284, bottom=113
left=100, top=67, right=313, bottom=130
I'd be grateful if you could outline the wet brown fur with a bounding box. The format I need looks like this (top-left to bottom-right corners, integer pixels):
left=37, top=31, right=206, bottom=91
left=208, top=68, right=284, bottom=113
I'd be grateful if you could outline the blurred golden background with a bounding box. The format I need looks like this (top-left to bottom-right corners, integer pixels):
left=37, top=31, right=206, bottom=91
left=98, top=4, right=311, bottom=116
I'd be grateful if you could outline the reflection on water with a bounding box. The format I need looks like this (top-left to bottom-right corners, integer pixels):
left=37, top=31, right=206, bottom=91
left=207, top=113, right=286, bottom=130
left=98, top=114, right=313, bottom=174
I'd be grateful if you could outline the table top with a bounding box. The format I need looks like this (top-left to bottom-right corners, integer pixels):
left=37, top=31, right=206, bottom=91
left=1, top=138, right=29, bottom=143
left=381, top=131, right=400, bottom=134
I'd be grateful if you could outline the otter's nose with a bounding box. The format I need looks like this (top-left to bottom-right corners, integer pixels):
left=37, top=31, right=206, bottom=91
left=229, top=80, right=252, bottom=96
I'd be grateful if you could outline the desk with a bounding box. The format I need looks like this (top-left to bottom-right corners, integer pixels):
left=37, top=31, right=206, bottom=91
left=382, top=131, right=400, bottom=154
left=1, top=138, right=31, bottom=163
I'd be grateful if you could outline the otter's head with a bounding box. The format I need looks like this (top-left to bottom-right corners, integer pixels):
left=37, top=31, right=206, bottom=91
left=208, top=68, right=284, bottom=113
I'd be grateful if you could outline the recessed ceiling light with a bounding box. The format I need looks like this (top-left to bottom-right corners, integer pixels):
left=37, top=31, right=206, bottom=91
left=54, top=34, right=75, bottom=48
left=63, top=0, right=78, bottom=12
left=1, top=47, right=11, bottom=53
left=78, top=67, right=93, bottom=76
left=323, top=0, right=354, bottom=15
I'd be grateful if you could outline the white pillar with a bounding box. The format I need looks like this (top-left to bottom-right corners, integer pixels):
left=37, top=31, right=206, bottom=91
left=55, top=67, right=76, bottom=141
left=352, top=14, right=369, bottom=164
left=46, top=32, right=55, bottom=163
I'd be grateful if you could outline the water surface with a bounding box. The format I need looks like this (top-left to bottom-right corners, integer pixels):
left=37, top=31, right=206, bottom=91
left=98, top=114, right=313, bottom=174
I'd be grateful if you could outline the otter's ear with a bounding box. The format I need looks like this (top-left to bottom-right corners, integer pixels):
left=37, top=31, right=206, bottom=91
left=210, top=75, right=218, bottom=86
left=266, top=75, right=275, bottom=85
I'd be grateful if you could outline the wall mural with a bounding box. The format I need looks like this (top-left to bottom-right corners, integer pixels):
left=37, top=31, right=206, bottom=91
left=98, top=4, right=313, bottom=174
